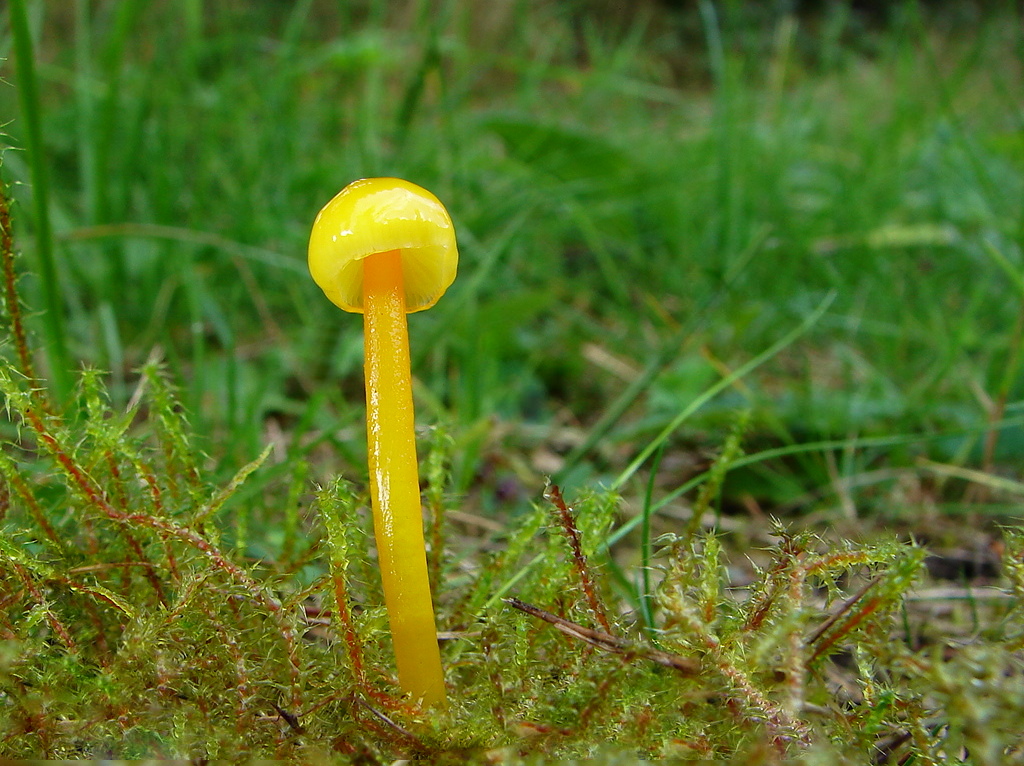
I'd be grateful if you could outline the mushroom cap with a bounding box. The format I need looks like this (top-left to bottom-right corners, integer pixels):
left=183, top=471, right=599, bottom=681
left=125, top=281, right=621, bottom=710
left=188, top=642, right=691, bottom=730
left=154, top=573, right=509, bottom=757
left=308, top=177, right=458, bottom=313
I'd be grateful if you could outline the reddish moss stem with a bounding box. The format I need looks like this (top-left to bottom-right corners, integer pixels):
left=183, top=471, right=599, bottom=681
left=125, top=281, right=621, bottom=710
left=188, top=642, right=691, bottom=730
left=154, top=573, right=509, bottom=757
left=20, top=405, right=303, bottom=711
left=331, top=571, right=368, bottom=692
left=809, top=595, right=885, bottom=664
left=546, top=485, right=612, bottom=634
left=1, top=458, right=63, bottom=547
left=12, top=561, right=77, bottom=653
left=0, top=184, right=44, bottom=399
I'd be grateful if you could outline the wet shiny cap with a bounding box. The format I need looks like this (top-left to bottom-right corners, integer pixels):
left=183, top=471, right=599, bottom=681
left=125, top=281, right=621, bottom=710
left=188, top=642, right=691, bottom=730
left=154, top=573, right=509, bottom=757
left=308, top=177, right=458, bottom=313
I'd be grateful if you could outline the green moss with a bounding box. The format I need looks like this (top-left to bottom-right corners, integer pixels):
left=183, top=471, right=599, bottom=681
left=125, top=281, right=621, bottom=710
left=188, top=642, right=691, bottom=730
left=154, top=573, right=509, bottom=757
left=0, top=343, right=1022, bottom=761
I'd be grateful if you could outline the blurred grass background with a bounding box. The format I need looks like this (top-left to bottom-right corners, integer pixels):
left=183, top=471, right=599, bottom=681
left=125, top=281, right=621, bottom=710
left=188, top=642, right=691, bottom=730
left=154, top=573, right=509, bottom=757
left=1, top=0, right=1022, bottom=532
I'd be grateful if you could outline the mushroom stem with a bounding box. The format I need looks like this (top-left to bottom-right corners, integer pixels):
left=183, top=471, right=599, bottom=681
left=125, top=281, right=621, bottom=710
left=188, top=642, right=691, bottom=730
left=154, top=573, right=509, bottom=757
left=362, top=249, right=446, bottom=708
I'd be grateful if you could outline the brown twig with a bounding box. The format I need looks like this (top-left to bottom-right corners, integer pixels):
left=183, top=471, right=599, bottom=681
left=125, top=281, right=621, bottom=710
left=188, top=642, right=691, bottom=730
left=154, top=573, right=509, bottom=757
left=808, top=575, right=882, bottom=647
left=873, top=730, right=913, bottom=764
left=504, top=596, right=698, bottom=674
left=354, top=696, right=424, bottom=747
left=271, top=701, right=305, bottom=735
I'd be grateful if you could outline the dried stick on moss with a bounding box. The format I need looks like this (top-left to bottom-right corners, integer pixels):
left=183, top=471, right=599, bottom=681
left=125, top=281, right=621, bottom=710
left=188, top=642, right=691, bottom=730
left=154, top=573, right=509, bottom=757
left=505, top=597, right=698, bottom=674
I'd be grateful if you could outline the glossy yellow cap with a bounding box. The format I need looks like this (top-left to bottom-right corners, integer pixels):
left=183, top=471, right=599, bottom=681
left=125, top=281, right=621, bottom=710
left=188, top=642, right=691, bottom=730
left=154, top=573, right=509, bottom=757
left=308, top=177, right=458, bottom=313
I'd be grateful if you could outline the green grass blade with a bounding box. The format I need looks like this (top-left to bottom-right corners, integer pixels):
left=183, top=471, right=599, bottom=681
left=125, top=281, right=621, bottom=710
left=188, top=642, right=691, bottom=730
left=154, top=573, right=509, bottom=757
left=607, top=411, right=1024, bottom=548
left=8, top=0, right=72, bottom=403
left=610, top=290, right=837, bottom=491
left=638, top=441, right=666, bottom=632
left=555, top=225, right=770, bottom=480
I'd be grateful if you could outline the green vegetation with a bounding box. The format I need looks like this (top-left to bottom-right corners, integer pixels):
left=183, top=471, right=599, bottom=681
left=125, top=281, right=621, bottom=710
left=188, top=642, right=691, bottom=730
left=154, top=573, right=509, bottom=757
left=1, top=0, right=1023, bottom=761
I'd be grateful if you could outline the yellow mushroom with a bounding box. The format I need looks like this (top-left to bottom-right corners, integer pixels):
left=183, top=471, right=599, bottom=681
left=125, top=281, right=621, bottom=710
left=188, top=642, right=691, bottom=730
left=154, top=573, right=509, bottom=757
left=309, top=177, right=456, bottom=707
